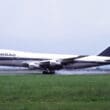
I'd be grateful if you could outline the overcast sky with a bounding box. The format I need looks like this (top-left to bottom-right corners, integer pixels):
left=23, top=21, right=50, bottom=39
left=0, top=0, right=110, bottom=55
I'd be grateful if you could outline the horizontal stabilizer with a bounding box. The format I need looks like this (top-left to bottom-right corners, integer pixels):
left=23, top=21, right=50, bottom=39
left=98, top=47, right=110, bottom=56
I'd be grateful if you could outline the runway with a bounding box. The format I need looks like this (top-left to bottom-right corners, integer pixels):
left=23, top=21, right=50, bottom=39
left=56, top=69, right=110, bottom=75
left=0, top=67, right=110, bottom=75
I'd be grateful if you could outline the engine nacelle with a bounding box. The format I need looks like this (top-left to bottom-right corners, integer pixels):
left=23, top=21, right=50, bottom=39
left=49, top=60, right=62, bottom=69
left=49, top=60, right=60, bottom=65
left=28, top=62, right=40, bottom=69
left=22, top=60, right=63, bottom=70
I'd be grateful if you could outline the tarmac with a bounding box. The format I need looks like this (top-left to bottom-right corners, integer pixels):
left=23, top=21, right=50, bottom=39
left=0, top=67, right=110, bottom=75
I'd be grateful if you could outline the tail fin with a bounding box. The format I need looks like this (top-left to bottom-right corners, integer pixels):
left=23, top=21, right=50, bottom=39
left=98, top=47, right=110, bottom=56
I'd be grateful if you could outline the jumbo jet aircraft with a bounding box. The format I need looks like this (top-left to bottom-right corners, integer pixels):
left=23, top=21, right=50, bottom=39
left=0, top=47, right=110, bottom=74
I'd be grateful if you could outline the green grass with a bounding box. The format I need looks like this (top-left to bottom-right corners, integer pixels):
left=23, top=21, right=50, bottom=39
left=0, top=74, right=110, bottom=110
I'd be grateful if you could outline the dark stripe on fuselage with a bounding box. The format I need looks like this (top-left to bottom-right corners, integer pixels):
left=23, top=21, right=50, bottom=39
left=73, top=60, right=110, bottom=68
left=0, top=57, right=49, bottom=61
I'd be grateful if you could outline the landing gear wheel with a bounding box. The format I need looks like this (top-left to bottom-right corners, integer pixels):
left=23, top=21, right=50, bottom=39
left=42, top=69, right=55, bottom=74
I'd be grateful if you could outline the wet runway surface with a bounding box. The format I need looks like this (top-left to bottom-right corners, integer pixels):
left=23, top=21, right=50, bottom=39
left=56, top=69, right=110, bottom=75
left=0, top=68, right=110, bottom=75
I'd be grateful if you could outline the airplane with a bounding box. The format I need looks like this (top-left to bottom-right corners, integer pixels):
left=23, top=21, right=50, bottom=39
left=0, top=47, right=110, bottom=74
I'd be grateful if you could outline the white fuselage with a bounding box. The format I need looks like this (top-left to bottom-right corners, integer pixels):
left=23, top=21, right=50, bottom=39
left=0, top=49, right=79, bottom=59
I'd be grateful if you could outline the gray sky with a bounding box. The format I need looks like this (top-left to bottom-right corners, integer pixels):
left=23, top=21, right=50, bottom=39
left=0, top=0, right=110, bottom=54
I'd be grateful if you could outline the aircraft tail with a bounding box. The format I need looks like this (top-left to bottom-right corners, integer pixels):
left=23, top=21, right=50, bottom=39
left=98, top=47, right=110, bottom=56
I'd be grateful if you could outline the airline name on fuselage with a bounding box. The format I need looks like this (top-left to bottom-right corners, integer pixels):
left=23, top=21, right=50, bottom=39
left=0, top=53, right=16, bottom=57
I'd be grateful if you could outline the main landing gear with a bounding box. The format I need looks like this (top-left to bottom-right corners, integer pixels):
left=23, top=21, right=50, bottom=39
left=42, top=69, right=55, bottom=74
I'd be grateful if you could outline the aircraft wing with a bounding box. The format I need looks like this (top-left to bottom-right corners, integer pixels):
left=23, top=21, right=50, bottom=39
left=21, top=55, right=110, bottom=72
left=22, top=60, right=50, bottom=69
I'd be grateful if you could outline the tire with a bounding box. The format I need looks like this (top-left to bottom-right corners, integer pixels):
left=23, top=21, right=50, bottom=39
left=42, top=70, right=55, bottom=74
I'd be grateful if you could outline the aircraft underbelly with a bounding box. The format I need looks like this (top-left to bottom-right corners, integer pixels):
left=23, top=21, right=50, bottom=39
left=64, top=62, right=100, bottom=69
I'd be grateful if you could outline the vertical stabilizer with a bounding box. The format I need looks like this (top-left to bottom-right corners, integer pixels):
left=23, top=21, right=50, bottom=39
left=98, top=47, right=110, bottom=56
